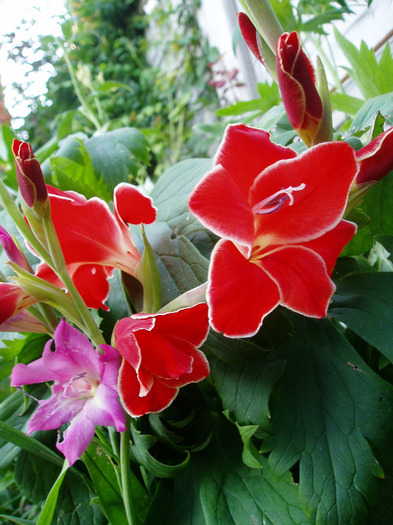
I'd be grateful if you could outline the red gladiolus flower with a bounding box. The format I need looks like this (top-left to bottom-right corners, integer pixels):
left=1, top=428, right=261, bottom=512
left=34, top=183, right=156, bottom=310
left=188, top=124, right=358, bottom=338
left=276, top=32, right=322, bottom=147
left=355, top=127, right=393, bottom=184
left=114, top=304, right=210, bottom=417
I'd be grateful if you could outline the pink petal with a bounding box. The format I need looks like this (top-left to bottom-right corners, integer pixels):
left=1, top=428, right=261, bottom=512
left=0, top=310, right=47, bottom=333
left=207, top=240, right=280, bottom=338
left=188, top=164, right=254, bottom=254
left=260, top=245, right=335, bottom=318
left=42, top=319, right=101, bottom=382
left=114, top=183, right=156, bottom=225
left=118, top=359, right=179, bottom=417
left=56, top=408, right=96, bottom=466
left=86, top=383, right=126, bottom=431
left=0, top=226, right=29, bottom=269
left=301, top=220, right=356, bottom=275
left=251, top=141, right=358, bottom=246
left=27, top=390, right=85, bottom=433
left=356, top=127, right=393, bottom=184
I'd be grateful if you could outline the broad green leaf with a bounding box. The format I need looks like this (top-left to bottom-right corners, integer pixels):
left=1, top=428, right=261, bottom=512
left=151, top=158, right=214, bottom=250
left=330, top=272, right=393, bottom=363
left=264, top=317, right=393, bottom=524
left=50, top=146, right=111, bottom=201
left=84, top=127, right=149, bottom=187
left=145, top=416, right=311, bottom=525
left=330, top=92, right=363, bottom=116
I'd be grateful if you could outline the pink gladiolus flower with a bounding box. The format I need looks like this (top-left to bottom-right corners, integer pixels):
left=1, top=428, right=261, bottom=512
left=355, top=127, right=393, bottom=184
left=34, top=183, right=157, bottom=310
left=276, top=32, right=322, bottom=147
left=11, top=319, right=126, bottom=466
left=114, top=304, right=210, bottom=417
left=188, top=124, right=358, bottom=338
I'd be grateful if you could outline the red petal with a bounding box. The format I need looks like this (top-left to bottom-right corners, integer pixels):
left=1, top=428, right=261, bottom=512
left=0, top=282, right=36, bottom=324
left=207, top=240, right=280, bottom=337
left=137, top=303, right=210, bottom=348
left=47, top=186, right=140, bottom=272
left=188, top=164, right=254, bottom=255
left=301, top=220, right=356, bottom=275
left=238, top=12, right=264, bottom=64
left=356, top=127, right=393, bottom=184
left=135, top=330, right=193, bottom=378
left=261, top=245, right=335, bottom=318
left=160, top=344, right=210, bottom=388
left=114, top=183, right=156, bottom=225
left=251, top=141, right=358, bottom=246
left=118, top=360, right=178, bottom=417
left=71, top=264, right=113, bottom=310
left=214, top=124, right=296, bottom=198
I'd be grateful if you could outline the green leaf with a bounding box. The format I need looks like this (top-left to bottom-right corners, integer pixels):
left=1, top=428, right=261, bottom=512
left=83, top=441, right=144, bottom=525
left=129, top=424, right=190, bottom=478
left=330, top=272, right=393, bottom=363
left=50, top=145, right=111, bottom=201
left=0, top=516, right=34, bottom=525
left=36, top=460, right=69, bottom=525
left=264, top=317, right=393, bottom=524
left=84, top=127, right=150, bottom=188
left=350, top=92, right=393, bottom=133
left=145, top=416, right=311, bottom=525
left=0, top=422, right=63, bottom=467
left=135, top=226, right=163, bottom=312
left=334, top=29, right=393, bottom=99
left=330, top=92, right=363, bottom=116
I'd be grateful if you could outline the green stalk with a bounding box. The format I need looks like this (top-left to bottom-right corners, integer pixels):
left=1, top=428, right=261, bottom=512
left=55, top=37, right=102, bottom=130
left=120, top=424, right=138, bottom=525
left=41, top=213, right=105, bottom=347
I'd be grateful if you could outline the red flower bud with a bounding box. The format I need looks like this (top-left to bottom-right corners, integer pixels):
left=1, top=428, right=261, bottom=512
left=12, top=139, right=48, bottom=210
left=238, top=12, right=264, bottom=64
left=276, top=32, right=322, bottom=147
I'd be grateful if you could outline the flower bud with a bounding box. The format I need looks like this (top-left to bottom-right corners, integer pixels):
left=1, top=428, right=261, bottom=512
left=12, top=139, right=48, bottom=213
left=276, top=32, right=323, bottom=147
left=0, top=225, right=31, bottom=271
left=355, top=127, right=393, bottom=184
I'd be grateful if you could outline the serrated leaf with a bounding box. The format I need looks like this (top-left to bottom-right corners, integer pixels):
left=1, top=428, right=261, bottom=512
left=145, top=416, right=310, bottom=525
left=264, top=317, right=393, bottom=524
left=330, top=272, right=393, bottom=363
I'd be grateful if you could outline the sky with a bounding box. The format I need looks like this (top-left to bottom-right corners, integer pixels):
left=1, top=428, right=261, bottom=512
left=0, top=0, right=66, bottom=123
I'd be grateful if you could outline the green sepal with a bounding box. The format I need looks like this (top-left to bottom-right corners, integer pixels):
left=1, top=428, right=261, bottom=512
left=135, top=226, right=162, bottom=313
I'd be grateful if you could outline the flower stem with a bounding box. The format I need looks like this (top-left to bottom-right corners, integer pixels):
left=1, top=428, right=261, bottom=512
left=120, top=424, right=138, bottom=525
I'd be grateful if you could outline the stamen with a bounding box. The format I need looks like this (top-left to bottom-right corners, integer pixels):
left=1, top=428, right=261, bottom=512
left=253, top=183, right=306, bottom=215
